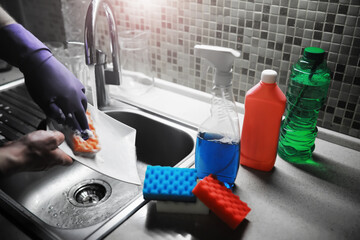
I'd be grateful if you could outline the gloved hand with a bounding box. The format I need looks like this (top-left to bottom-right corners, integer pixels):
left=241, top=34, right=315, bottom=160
left=0, top=23, right=89, bottom=132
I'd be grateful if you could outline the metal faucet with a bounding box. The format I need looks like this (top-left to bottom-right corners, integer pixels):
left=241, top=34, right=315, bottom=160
left=84, top=0, right=121, bottom=108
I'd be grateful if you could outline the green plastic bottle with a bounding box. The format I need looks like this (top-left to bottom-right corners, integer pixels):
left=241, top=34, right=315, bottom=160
left=278, top=47, right=331, bottom=162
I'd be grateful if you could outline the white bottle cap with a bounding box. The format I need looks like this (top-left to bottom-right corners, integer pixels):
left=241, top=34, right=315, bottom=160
left=261, top=69, right=278, bottom=84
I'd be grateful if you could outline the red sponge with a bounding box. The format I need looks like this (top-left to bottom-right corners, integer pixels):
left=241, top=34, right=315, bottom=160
left=192, top=174, right=251, bottom=229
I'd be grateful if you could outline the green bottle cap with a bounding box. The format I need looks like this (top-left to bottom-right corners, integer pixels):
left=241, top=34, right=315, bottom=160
left=303, top=47, right=325, bottom=62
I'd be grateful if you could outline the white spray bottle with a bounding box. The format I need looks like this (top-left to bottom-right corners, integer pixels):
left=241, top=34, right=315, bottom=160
left=194, top=45, right=241, bottom=188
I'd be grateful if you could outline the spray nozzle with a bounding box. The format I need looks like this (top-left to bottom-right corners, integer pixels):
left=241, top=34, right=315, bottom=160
left=195, top=45, right=240, bottom=86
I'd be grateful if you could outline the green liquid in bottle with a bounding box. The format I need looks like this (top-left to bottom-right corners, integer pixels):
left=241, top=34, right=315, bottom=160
left=278, top=47, right=331, bottom=162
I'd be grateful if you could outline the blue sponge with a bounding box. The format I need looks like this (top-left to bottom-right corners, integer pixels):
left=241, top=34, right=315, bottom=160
left=143, top=166, right=197, bottom=202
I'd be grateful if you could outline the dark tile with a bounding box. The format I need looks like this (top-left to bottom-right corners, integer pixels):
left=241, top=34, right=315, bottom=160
left=326, top=106, right=335, bottom=113
left=334, top=25, right=344, bottom=34
left=294, top=37, right=302, bottom=46
left=337, top=100, right=346, bottom=108
left=285, top=36, right=293, bottom=44
left=315, top=22, right=324, bottom=31
left=334, top=73, right=344, bottom=82
left=345, top=111, right=354, bottom=119
left=326, top=14, right=336, bottom=23
left=324, top=24, right=334, bottom=32
left=347, top=103, right=356, bottom=111
left=261, top=31, right=268, bottom=39
left=262, top=14, right=269, bottom=22
left=275, top=42, right=283, bottom=51
left=249, top=70, right=255, bottom=77
left=242, top=68, right=248, bottom=75
left=338, top=5, right=349, bottom=14
left=351, top=47, right=360, bottom=57
left=280, top=7, right=288, bottom=16
left=313, top=31, right=322, bottom=40
left=354, top=77, right=360, bottom=86
left=254, top=21, right=261, bottom=29
left=246, top=20, right=253, bottom=28
left=336, top=64, right=345, bottom=72
left=258, top=56, right=265, bottom=63
left=283, top=53, right=290, bottom=61
left=265, top=58, right=273, bottom=65
left=355, top=114, right=360, bottom=122
left=268, top=41, right=275, bottom=49
left=354, top=38, right=360, bottom=46
left=287, top=18, right=295, bottom=27
left=263, top=5, right=270, bottom=14
left=334, top=116, right=342, bottom=124
left=243, top=52, right=249, bottom=60
left=351, top=121, right=360, bottom=130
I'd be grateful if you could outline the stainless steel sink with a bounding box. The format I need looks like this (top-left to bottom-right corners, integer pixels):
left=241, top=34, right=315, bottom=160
left=0, top=81, right=197, bottom=239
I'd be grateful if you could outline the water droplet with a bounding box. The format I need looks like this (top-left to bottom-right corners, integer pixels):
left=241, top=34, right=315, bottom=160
left=49, top=205, right=54, bottom=210
left=60, top=211, right=65, bottom=215
left=53, top=213, right=58, bottom=218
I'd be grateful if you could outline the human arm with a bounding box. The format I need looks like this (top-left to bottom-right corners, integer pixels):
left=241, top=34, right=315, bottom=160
left=0, top=6, right=89, bottom=132
left=0, top=131, right=72, bottom=176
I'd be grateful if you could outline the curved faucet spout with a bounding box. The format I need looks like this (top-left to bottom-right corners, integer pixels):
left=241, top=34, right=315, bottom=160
left=84, top=0, right=121, bottom=108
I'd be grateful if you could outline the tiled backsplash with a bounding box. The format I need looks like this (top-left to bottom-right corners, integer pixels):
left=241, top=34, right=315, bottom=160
left=13, top=0, right=360, bottom=138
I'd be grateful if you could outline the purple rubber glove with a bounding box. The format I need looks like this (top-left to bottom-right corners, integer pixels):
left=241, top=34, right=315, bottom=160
left=0, top=24, right=89, bottom=132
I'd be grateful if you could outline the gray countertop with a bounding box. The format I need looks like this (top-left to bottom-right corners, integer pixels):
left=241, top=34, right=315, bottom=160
left=105, top=137, right=360, bottom=240
left=0, top=72, right=359, bottom=240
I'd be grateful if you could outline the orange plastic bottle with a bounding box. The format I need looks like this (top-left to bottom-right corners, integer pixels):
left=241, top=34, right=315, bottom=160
left=240, top=70, right=286, bottom=171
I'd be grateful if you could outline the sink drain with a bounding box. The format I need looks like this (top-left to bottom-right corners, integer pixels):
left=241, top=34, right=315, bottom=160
left=68, top=179, right=111, bottom=207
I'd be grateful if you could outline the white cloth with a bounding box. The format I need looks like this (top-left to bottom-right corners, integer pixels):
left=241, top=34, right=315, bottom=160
left=49, top=104, right=141, bottom=185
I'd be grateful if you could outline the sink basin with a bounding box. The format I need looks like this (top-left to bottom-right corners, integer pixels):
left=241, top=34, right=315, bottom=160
left=0, top=81, right=197, bottom=239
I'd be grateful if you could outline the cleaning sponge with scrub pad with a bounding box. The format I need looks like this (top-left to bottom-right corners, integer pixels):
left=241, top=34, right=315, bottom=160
left=143, top=166, right=197, bottom=202
left=192, top=174, right=251, bottom=229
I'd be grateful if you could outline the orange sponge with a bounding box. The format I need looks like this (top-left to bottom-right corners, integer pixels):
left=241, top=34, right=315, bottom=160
left=72, top=110, right=101, bottom=157
left=192, top=174, right=251, bottom=229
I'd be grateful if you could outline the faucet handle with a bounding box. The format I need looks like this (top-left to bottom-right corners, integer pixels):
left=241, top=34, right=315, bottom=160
left=105, top=69, right=120, bottom=85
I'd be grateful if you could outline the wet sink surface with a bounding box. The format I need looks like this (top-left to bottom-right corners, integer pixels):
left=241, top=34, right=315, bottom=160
left=0, top=83, right=196, bottom=239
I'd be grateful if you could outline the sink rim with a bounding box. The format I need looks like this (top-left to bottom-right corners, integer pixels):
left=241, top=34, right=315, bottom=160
left=0, top=91, right=198, bottom=239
